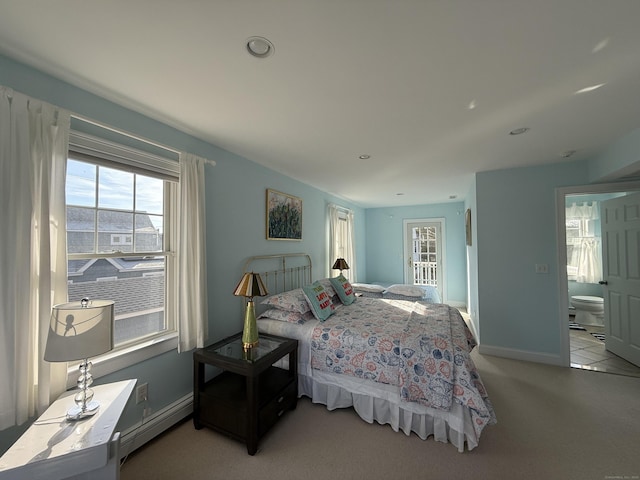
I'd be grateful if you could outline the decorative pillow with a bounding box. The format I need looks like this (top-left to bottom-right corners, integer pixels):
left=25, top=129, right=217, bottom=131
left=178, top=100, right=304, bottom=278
left=261, top=288, right=310, bottom=314
left=317, top=278, right=338, bottom=299
left=302, top=281, right=335, bottom=321
left=258, top=308, right=315, bottom=325
left=383, top=284, right=426, bottom=298
left=329, top=274, right=356, bottom=305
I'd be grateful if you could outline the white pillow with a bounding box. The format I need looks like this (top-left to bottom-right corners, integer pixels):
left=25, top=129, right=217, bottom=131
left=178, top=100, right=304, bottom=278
left=383, top=284, right=425, bottom=297
left=352, top=283, right=385, bottom=293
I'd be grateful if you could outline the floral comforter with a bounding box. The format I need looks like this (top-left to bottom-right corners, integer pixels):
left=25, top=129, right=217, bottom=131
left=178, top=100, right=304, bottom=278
left=309, top=298, right=496, bottom=436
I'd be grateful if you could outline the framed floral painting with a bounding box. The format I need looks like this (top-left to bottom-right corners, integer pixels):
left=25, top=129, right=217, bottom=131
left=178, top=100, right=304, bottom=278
left=266, top=189, right=302, bottom=240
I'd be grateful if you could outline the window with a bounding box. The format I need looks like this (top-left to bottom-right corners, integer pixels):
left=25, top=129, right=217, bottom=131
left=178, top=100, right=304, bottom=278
left=66, top=132, right=179, bottom=357
left=328, top=204, right=355, bottom=281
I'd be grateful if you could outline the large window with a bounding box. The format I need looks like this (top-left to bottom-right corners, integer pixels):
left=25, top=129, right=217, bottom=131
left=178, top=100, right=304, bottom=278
left=328, top=204, right=355, bottom=281
left=66, top=133, right=178, bottom=351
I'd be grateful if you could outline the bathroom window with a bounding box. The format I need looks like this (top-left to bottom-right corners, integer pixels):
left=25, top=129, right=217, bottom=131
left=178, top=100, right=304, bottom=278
left=566, top=201, right=600, bottom=282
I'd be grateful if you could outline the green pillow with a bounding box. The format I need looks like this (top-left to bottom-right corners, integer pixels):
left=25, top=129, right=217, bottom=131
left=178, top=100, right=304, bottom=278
left=302, top=281, right=335, bottom=321
left=329, top=274, right=356, bottom=305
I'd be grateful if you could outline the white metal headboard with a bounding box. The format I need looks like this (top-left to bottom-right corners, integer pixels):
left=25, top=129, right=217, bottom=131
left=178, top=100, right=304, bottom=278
left=242, top=253, right=312, bottom=296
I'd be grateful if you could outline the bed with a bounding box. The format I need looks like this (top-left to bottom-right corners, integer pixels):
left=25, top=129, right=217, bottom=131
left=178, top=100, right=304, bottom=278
left=244, top=253, right=496, bottom=452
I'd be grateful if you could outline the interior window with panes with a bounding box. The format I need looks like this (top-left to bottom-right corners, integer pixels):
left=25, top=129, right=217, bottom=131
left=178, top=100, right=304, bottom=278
left=66, top=150, right=176, bottom=348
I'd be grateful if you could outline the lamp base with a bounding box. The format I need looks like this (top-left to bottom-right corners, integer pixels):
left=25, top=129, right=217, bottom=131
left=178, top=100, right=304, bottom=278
left=242, top=300, right=259, bottom=350
left=66, top=400, right=100, bottom=421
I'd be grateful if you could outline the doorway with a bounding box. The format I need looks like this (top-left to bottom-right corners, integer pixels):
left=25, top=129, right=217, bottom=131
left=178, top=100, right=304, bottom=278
left=557, top=181, right=640, bottom=376
left=403, top=218, right=446, bottom=302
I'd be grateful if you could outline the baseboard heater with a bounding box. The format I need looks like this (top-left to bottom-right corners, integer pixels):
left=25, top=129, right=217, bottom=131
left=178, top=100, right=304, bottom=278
left=119, top=393, right=193, bottom=459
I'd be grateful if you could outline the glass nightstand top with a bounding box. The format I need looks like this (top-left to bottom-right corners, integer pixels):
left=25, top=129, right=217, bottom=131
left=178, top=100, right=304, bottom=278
left=208, top=336, right=285, bottom=363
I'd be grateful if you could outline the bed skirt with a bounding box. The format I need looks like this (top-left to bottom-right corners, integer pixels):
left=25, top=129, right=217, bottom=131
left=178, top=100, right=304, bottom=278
left=297, top=371, right=479, bottom=452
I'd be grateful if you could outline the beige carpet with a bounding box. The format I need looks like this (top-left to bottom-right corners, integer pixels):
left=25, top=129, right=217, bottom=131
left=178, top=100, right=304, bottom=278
left=120, top=351, right=640, bottom=480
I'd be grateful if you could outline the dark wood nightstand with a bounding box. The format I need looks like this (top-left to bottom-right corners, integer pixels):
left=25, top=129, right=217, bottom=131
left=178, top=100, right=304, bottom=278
left=193, top=332, right=298, bottom=455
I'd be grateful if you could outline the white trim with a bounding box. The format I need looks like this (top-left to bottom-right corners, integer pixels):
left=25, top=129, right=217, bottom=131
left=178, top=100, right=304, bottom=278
left=71, top=113, right=181, bottom=156
left=402, top=218, right=447, bottom=303
left=478, top=344, right=563, bottom=366
left=555, top=180, right=640, bottom=369
left=69, top=130, right=180, bottom=179
left=120, top=392, right=193, bottom=457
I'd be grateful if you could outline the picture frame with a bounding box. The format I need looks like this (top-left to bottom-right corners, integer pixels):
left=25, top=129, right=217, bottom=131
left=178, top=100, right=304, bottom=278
left=465, top=208, right=472, bottom=246
left=266, top=189, right=302, bottom=240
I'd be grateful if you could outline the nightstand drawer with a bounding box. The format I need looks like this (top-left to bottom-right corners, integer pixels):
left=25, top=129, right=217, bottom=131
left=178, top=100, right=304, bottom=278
left=259, top=381, right=297, bottom=436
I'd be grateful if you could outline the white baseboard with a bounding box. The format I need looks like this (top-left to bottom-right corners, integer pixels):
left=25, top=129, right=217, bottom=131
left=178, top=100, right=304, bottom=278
left=120, top=393, right=193, bottom=458
left=478, top=344, right=563, bottom=366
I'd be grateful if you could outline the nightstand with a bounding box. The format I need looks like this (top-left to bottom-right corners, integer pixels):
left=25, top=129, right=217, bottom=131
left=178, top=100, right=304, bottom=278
left=193, top=333, right=298, bottom=455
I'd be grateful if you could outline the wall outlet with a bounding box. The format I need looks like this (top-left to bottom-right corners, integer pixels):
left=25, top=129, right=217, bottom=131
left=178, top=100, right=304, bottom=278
left=136, top=383, right=148, bottom=404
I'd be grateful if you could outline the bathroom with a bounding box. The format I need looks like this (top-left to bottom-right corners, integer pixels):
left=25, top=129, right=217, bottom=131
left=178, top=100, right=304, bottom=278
left=566, top=191, right=640, bottom=375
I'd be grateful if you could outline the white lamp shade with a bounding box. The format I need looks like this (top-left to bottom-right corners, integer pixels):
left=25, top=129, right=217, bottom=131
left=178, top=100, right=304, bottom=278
left=44, top=300, right=114, bottom=362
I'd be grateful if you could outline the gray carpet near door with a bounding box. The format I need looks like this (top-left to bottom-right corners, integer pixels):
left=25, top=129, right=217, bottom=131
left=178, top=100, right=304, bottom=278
left=120, top=350, right=640, bottom=480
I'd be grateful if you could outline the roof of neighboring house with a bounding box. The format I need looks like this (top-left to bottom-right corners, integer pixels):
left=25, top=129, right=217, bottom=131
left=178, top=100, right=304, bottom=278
left=67, top=206, right=157, bottom=232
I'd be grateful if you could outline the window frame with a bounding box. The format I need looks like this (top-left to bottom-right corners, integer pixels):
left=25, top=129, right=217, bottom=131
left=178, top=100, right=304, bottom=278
left=65, top=131, right=180, bottom=387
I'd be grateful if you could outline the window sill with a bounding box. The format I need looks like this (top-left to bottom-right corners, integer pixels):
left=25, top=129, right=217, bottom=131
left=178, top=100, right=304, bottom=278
left=65, top=332, right=178, bottom=389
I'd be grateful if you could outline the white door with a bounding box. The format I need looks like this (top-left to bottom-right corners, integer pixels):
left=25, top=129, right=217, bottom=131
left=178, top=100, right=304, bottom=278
left=404, top=220, right=444, bottom=299
left=601, top=193, right=640, bottom=367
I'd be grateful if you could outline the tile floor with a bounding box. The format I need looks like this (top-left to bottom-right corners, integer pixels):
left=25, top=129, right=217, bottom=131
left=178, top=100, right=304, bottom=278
left=569, top=319, right=640, bottom=377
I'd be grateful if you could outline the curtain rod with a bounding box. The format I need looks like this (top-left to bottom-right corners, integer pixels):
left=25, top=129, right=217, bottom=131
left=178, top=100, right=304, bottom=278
left=71, top=113, right=181, bottom=155
left=71, top=113, right=216, bottom=167
left=328, top=203, right=352, bottom=214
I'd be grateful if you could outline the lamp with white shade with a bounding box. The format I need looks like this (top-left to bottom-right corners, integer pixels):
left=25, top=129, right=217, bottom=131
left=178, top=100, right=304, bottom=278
left=44, top=298, right=114, bottom=421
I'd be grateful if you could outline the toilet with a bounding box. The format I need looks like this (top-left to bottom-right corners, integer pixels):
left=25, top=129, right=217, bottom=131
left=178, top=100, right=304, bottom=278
left=570, top=295, right=604, bottom=326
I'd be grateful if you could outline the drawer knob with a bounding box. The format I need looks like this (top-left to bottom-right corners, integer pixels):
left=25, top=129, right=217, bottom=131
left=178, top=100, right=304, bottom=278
left=277, top=396, right=284, bottom=403
left=278, top=410, right=284, bottom=417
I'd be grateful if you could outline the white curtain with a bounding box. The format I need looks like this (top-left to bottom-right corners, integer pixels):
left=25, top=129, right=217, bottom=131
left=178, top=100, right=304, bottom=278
left=0, top=87, right=70, bottom=428
left=177, top=153, right=208, bottom=352
left=328, top=204, right=356, bottom=282
left=566, top=202, right=602, bottom=284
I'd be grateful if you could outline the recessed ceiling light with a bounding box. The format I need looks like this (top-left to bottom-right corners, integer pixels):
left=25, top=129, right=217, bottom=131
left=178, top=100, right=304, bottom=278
left=509, top=127, right=530, bottom=135
left=358, top=154, right=371, bottom=160
left=467, top=100, right=477, bottom=110
left=574, top=83, right=605, bottom=94
left=561, top=150, right=577, bottom=158
left=449, top=195, right=457, bottom=199
left=396, top=193, right=405, bottom=196
left=246, top=37, right=274, bottom=58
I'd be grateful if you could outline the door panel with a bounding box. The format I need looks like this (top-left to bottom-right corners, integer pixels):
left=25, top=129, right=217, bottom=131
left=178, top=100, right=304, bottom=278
left=404, top=220, right=443, bottom=300
left=601, top=193, right=640, bottom=367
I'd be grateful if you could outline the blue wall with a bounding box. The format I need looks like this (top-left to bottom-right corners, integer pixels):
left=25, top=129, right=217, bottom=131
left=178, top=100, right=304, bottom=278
left=364, top=202, right=467, bottom=305
left=475, top=162, right=590, bottom=358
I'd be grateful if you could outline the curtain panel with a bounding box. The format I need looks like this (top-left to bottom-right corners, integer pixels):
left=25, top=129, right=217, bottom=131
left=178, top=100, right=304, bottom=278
left=0, top=87, right=70, bottom=428
left=177, top=153, right=209, bottom=352
left=566, top=202, right=602, bottom=284
left=328, top=204, right=356, bottom=282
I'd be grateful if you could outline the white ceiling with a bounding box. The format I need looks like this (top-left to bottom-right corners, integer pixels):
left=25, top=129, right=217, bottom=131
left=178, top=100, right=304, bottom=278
left=2, top=1, right=640, bottom=207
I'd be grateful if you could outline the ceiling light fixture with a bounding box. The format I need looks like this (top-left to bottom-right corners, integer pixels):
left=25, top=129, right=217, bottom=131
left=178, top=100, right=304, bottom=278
left=509, top=127, right=530, bottom=135
left=358, top=154, right=371, bottom=160
left=246, top=36, right=274, bottom=58
left=561, top=150, right=577, bottom=158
